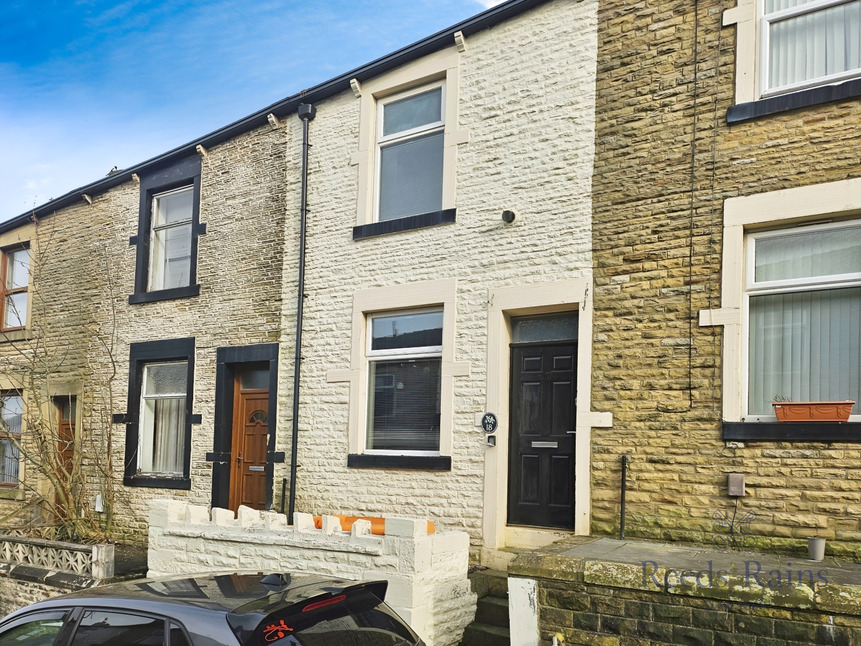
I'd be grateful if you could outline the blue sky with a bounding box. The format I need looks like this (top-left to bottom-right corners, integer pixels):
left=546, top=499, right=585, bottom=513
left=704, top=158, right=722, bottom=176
left=0, top=0, right=499, bottom=223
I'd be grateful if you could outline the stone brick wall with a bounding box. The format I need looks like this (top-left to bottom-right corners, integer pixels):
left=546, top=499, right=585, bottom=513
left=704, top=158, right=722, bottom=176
left=511, top=543, right=861, bottom=646
left=0, top=575, right=72, bottom=616
left=535, top=577, right=861, bottom=646
left=590, top=0, right=861, bottom=553
left=147, top=500, right=475, bottom=646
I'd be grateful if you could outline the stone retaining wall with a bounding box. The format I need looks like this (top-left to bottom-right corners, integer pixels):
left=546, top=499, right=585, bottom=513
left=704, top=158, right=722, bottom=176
left=148, top=500, right=475, bottom=646
left=510, top=542, right=861, bottom=645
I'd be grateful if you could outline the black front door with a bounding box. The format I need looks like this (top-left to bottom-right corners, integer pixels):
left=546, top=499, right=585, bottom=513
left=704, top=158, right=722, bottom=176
left=507, top=342, right=577, bottom=528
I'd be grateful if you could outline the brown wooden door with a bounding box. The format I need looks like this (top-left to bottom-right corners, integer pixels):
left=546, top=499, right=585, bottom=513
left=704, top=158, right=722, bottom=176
left=228, top=383, right=269, bottom=512
left=54, top=397, right=76, bottom=518
left=507, top=343, right=576, bottom=528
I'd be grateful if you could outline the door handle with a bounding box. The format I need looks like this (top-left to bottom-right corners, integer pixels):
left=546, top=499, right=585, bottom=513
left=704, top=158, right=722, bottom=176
left=566, top=430, right=577, bottom=434
left=235, top=452, right=243, bottom=465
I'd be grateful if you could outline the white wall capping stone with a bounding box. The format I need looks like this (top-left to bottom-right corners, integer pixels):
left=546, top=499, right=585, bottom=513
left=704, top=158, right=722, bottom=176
left=321, top=515, right=342, bottom=535
left=211, top=507, right=235, bottom=525
left=148, top=506, right=474, bottom=646
left=453, top=30, right=467, bottom=52
left=385, top=517, right=427, bottom=538
left=149, top=499, right=189, bottom=527
left=186, top=503, right=210, bottom=525
left=350, top=78, right=362, bottom=98
left=237, top=505, right=264, bottom=528
left=351, top=519, right=372, bottom=537
left=294, top=512, right=317, bottom=531
left=265, top=511, right=289, bottom=531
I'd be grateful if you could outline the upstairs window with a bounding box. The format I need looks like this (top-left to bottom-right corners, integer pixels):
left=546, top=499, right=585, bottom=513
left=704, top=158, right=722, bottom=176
left=1, top=246, right=29, bottom=331
left=130, top=157, right=202, bottom=304
left=746, top=221, right=861, bottom=417
left=761, top=0, right=861, bottom=96
left=377, top=84, right=445, bottom=222
left=0, top=392, right=22, bottom=486
left=149, top=186, right=193, bottom=291
left=366, top=309, right=443, bottom=453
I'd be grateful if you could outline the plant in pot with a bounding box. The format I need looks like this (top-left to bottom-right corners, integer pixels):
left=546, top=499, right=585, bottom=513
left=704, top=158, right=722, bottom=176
left=772, top=395, right=856, bottom=423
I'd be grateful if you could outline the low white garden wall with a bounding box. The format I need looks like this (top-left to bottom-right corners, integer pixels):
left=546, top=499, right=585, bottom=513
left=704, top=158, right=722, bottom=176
left=148, top=500, right=476, bottom=646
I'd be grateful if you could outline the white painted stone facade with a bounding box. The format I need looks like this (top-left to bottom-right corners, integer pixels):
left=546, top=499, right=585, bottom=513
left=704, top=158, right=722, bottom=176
left=275, top=0, right=600, bottom=557
left=148, top=500, right=475, bottom=646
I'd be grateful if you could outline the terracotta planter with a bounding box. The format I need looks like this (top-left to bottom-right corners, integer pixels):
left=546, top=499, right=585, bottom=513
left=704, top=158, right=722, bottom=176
left=772, top=401, right=855, bottom=423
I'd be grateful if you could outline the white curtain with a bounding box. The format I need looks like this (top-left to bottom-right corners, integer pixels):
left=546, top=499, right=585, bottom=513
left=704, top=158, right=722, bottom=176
left=152, top=398, right=185, bottom=474
left=766, top=0, right=861, bottom=92
left=749, top=287, right=861, bottom=414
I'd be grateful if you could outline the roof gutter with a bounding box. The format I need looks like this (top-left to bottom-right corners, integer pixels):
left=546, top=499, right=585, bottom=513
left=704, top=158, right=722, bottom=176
left=0, top=0, right=549, bottom=234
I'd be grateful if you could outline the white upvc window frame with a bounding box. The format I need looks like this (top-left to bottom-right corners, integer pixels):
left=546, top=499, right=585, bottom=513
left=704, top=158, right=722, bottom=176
left=700, top=177, right=861, bottom=423
left=365, top=307, right=443, bottom=456
left=758, top=0, right=861, bottom=98
left=326, top=279, right=469, bottom=460
left=374, top=83, right=446, bottom=223
left=350, top=46, right=467, bottom=228
left=148, top=185, right=194, bottom=292
left=742, top=221, right=861, bottom=420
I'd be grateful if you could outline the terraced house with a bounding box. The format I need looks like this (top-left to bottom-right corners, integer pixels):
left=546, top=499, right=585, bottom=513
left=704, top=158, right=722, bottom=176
left=590, top=0, right=861, bottom=555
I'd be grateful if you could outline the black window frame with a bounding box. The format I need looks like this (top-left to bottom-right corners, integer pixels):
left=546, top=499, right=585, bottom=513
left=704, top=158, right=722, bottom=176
left=121, top=338, right=196, bottom=490
left=129, top=157, right=204, bottom=304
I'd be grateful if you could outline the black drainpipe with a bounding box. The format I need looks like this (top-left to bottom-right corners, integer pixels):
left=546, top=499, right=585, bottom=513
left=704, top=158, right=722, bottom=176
left=620, top=455, right=629, bottom=540
left=288, top=103, right=316, bottom=524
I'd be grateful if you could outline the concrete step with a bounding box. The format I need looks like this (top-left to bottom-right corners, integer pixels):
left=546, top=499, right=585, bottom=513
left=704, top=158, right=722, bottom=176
left=459, top=622, right=510, bottom=646
left=468, top=568, right=509, bottom=599
left=475, top=595, right=509, bottom=628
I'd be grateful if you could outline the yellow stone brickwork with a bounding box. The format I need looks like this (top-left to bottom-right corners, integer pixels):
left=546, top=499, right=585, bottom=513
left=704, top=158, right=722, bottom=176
left=591, top=0, right=861, bottom=555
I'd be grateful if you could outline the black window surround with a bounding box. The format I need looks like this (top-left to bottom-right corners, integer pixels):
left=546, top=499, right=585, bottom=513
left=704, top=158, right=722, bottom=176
left=121, top=337, right=196, bottom=490
left=347, top=454, right=451, bottom=470
left=353, top=208, right=455, bottom=240
left=723, top=421, right=861, bottom=443
left=727, top=78, right=861, bottom=124
left=129, top=157, right=205, bottom=304
left=207, top=343, right=282, bottom=510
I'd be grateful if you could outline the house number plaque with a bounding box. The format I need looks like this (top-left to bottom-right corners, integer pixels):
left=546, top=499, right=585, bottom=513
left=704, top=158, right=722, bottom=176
left=481, top=413, right=498, bottom=434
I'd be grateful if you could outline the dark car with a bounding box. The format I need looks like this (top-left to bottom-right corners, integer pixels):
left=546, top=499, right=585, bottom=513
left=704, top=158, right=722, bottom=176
left=0, top=572, right=423, bottom=646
